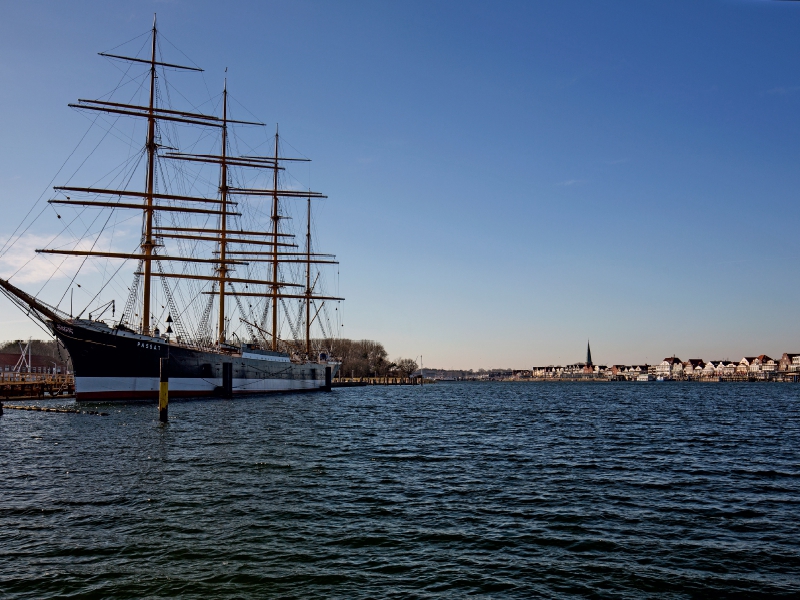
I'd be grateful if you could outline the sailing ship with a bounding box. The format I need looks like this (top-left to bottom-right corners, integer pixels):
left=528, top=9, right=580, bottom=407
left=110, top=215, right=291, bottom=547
left=0, top=18, right=343, bottom=400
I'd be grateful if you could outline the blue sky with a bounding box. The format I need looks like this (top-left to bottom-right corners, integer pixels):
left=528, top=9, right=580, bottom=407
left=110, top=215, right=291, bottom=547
left=0, top=0, right=798, bottom=368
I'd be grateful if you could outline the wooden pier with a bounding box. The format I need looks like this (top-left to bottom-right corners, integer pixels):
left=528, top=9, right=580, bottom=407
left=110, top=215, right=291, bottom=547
left=333, top=377, right=433, bottom=387
left=0, top=372, right=434, bottom=397
left=0, top=373, right=75, bottom=399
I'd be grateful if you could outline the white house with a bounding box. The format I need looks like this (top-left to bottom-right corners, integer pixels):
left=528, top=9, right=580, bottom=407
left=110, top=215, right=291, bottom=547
left=736, top=357, right=757, bottom=374
left=656, top=357, right=683, bottom=379
left=752, top=355, right=777, bottom=374
left=719, top=361, right=737, bottom=376
left=701, top=362, right=717, bottom=378
left=683, top=359, right=705, bottom=379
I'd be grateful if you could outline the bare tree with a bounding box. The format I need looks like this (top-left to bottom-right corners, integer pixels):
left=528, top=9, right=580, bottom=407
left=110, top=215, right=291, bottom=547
left=395, top=358, right=418, bottom=378
left=317, top=338, right=389, bottom=377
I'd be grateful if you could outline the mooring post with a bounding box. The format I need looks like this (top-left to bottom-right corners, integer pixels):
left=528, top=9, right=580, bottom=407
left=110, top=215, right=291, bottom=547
left=159, top=357, right=169, bottom=423
left=324, top=366, right=332, bottom=392
left=222, top=362, right=233, bottom=398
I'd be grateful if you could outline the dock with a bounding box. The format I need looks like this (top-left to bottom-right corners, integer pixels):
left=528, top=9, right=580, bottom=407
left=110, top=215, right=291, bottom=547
left=0, top=373, right=75, bottom=399
left=333, top=377, right=433, bottom=387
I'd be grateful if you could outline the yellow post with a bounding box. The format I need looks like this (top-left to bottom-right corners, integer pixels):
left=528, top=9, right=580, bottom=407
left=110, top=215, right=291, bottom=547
left=159, top=357, right=169, bottom=422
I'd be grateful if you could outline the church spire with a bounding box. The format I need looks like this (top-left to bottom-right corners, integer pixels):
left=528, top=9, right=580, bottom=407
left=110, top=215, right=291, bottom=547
left=586, top=340, right=592, bottom=367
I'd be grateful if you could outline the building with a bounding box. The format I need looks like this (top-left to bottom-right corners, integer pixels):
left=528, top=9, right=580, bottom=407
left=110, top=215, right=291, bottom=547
left=752, top=355, right=777, bottom=375
left=714, top=361, right=737, bottom=376
left=778, top=353, right=800, bottom=372
left=699, top=361, right=716, bottom=378
left=583, top=341, right=594, bottom=374
left=656, top=357, right=683, bottom=379
left=736, top=357, right=758, bottom=375
left=625, top=365, right=648, bottom=380
left=683, top=359, right=705, bottom=379
left=607, top=365, right=628, bottom=380
left=525, top=351, right=798, bottom=382
left=0, top=353, right=69, bottom=374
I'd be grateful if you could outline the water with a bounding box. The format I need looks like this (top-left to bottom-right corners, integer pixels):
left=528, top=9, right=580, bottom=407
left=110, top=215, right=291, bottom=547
left=1, top=382, right=799, bottom=598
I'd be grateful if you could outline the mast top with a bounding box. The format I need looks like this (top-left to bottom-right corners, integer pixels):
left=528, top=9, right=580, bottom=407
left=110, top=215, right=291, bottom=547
left=97, top=15, right=204, bottom=73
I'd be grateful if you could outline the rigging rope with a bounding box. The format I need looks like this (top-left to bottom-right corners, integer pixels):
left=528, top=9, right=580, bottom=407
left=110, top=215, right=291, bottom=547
left=156, top=260, right=190, bottom=343
left=121, top=258, right=143, bottom=327
left=228, top=283, right=256, bottom=343
left=280, top=297, right=301, bottom=346
left=197, top=282, right=217, bottom=348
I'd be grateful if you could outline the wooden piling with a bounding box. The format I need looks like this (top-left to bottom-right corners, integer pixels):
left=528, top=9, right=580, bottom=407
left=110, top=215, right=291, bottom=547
left=159, top=358, right=169, bottom=422
left=324, top=366, right=332, bottom=392
left=222, top=362, right=233, bottom=398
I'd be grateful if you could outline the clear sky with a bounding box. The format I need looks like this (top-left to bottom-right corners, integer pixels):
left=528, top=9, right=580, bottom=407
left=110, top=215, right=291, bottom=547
left=0, top=0, right=798, bottom=369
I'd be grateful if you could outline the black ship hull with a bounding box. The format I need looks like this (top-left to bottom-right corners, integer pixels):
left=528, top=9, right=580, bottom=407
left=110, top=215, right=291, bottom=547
left=0, top=277, right=338, bottom=402
left=50, top=320, right=337, bottom=401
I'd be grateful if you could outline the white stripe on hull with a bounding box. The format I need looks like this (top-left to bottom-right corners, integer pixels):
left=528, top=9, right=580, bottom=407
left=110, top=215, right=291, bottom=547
left=75, top=376, right=324, bottom=399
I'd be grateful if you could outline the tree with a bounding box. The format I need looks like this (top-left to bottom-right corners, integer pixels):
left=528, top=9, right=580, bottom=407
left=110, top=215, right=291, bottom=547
left=394, top=358, right=418, bottom=378
left=319, top=338, right=389, bottom=377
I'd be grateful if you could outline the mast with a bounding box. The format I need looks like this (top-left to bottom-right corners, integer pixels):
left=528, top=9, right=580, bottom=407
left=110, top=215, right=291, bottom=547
left=217, top=82, right=229, bottom=344
left=20, top=19, right=347, bottom=349
left=305, top=196, right=311, bottom=356
left=141, top=14, right=158, bottom=335
left=271, top=128, right=279, bottom=351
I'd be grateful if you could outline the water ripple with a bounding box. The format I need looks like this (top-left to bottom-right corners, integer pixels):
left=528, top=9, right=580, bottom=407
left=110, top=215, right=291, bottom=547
left=1, top=382, right=799, bottom=598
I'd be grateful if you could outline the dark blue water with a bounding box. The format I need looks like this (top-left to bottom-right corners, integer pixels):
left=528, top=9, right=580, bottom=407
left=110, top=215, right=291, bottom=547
left=1, top=382, right=799, bottom=598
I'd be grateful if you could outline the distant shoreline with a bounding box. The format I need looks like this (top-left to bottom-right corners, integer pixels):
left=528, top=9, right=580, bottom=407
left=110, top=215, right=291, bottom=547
left=429, top=377, right=797, bottom=383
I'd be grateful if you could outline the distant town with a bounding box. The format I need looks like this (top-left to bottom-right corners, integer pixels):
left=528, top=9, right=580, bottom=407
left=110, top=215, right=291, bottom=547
left=416, top=343, right=800, bottom=383
left=2, top=338, right=799, bottom=384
